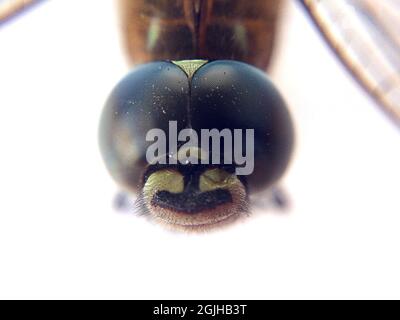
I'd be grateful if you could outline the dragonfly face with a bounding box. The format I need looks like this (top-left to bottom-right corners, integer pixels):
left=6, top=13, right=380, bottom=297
left=98, top=0, right=294, bottom=230
left=99, top=59, right=294, bottom=230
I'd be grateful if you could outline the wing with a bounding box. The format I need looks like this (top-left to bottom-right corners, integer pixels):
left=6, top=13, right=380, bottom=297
left=0, top=0, right=43, bottom=25
left=300, top=0, right=400, bottom=126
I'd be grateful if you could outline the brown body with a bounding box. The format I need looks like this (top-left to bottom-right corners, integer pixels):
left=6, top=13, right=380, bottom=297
left=118, top=0, right=281, bottom=70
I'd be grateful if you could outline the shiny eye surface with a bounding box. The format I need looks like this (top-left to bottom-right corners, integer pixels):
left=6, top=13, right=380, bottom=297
left=99, top=60, right=294, bottom=230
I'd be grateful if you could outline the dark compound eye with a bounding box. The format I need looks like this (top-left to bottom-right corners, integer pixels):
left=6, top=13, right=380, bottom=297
left=189, top=60, right=294, bottom=192
left=99, top=60, right=294, bottom=229
left=99, top=61, right=190, bottom=191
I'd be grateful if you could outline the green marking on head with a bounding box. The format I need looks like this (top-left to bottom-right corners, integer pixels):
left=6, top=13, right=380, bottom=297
left=171, top=60, right=208, bottom=79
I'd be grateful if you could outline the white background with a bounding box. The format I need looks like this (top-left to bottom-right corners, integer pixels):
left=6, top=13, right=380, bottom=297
left=0, top=0, right=399, bottom=299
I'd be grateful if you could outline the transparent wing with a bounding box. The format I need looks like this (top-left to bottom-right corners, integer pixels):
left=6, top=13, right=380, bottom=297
left=0, top=0, right=43, bottom=25
left=300, top=0, right=400, bottom=126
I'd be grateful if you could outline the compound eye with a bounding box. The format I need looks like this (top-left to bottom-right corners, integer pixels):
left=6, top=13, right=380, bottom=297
left=190, top=60, right=294, bottom=192
left=99, top=61, right=190, bottom=192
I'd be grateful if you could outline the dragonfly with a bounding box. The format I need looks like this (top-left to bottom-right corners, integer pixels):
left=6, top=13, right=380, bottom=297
left=2, top=0, right=399, bottom=230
